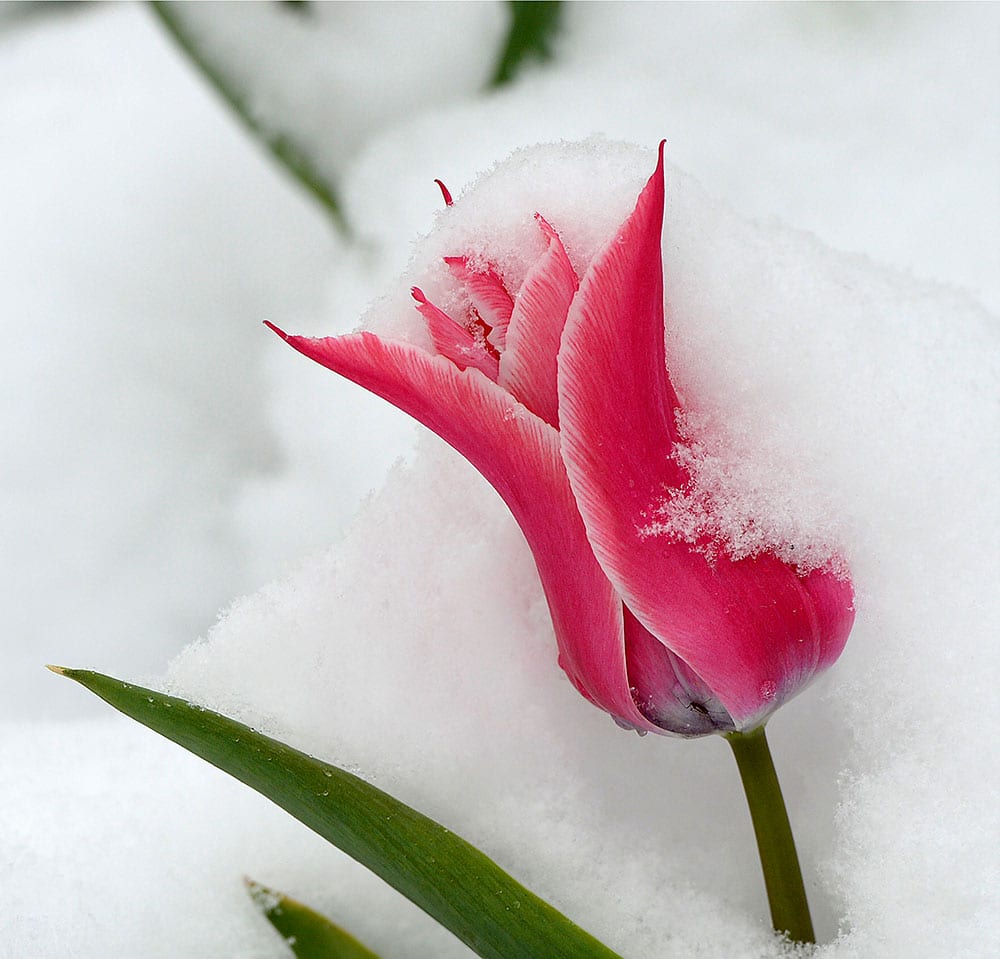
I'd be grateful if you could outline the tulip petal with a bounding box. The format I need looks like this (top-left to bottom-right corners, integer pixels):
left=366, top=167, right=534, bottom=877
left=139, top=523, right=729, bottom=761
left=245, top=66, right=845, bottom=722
left=558, top=146, right=854, bottom=727
left=623, top=608, right=734, bottom=736
left=434, top=179, right=454, bottom=208
left=499, top=215, right=579, bottom=428
left=412, top=287, right=499, bottom=381
left=444, top=258, right=514, bottom=352
left=265, top=323, right=663, bottom=735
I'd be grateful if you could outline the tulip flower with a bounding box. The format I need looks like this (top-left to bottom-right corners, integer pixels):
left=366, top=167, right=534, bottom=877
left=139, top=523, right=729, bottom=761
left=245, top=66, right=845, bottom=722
left=267, top=144, right=855, bottom=943
left=266, top=144, right=854, bottom=739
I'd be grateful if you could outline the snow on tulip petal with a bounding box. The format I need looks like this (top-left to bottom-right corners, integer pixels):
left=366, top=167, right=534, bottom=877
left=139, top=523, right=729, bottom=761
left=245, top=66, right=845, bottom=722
left=263, top=323, right=663, bottom=735
left=499, top=215, right=578, bottom=429
left=557, top=146, right=854, bottom=728
left=443, top=257, right=514, bottom=352
left=411, top=287, right=499, bottom=381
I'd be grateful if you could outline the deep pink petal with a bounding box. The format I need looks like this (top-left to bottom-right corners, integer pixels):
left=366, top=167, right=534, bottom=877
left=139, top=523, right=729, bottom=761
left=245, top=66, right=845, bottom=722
left=557, top=145, right=854, bottom=728
left=434, top=179, right=453, bottom=207
left=411, top=287, right=499, bottom=381
left=499, top=215, right=579, bottom=428
left=443, top=257, right=514, bottom=352
left=264, top=322, right=662, bottom=734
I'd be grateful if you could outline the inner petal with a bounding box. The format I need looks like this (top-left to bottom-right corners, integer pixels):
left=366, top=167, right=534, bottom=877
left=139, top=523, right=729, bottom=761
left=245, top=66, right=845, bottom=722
left=412, top=287, right=499, bottom=382
left=444, top=257, right=514, bottom=352
left=466, top=307, right=502, bottom=366
left=498, top=214, right=578, bottom=429
left=623, top=606, right=734, bottom=737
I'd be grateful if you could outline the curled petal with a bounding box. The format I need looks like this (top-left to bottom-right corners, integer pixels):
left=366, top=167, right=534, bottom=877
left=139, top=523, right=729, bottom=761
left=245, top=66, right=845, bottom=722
left=444, top=258, right=514, bottom=352
left=434, top=179, right=454, bottom=207
left=499, top=215, right=579, bottom=428
left=558, top=145, right=854, bottom=727
left=412, top=287, right=499, bottom=381
left=264, top=323, right=663, bottom=734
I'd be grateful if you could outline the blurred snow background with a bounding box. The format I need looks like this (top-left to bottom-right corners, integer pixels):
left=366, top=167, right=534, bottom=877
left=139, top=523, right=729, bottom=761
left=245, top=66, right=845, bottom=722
left=3, top=3, right=998, bottom=958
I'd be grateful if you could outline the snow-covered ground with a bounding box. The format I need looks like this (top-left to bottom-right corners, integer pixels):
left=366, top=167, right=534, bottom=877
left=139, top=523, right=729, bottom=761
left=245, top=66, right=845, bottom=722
left=3, top=3, right=998, bottom=957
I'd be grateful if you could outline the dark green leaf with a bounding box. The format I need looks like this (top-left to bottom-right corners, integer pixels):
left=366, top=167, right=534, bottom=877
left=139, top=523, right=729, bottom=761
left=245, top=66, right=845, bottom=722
left=490, top=1, right=563, bottom=88
left=246, top=878, right=381, bottom=959
left=148, top=1, right=348, bottom=234
left=50, top=667, right=624, bottom=959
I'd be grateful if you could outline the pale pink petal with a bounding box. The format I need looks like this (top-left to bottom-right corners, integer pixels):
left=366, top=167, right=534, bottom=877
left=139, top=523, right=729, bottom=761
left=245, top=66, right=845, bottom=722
left=411, top=287, right=499, bottom=381
left=264, top=322, right=662, bottom=734
left=443, top=257, right=514, bottom=352
left=558, top=145, right=854, bottom=728
left=499, top=215, right=579, bottom=428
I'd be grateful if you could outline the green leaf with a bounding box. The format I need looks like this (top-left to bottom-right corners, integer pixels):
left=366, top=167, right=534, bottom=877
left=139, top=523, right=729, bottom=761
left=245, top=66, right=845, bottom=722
left=246, top=878, right=381, bottom=959
left=148, top=1, right=349, bottom=235
left=490, top=1, right=563, bottom=88
left=50, top=667, right=624, bottom=959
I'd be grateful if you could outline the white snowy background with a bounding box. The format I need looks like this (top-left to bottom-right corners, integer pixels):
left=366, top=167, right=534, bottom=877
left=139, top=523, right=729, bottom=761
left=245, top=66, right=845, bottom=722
left=3, top=3, right=998, bottom=958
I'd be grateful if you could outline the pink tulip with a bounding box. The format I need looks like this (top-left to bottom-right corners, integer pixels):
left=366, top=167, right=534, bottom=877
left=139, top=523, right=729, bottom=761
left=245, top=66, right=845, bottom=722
left=266, top=144, right=854, bottom=737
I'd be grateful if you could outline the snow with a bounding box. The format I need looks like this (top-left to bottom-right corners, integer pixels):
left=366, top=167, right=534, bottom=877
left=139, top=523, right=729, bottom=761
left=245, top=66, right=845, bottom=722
left=3, top=3, right=999, bottom=958
left=162, top=1, right=506, bottom=179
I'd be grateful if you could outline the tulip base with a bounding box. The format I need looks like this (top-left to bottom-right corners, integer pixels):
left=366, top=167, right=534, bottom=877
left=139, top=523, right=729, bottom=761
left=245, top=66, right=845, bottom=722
left=725, top=726, right=815, bottom=945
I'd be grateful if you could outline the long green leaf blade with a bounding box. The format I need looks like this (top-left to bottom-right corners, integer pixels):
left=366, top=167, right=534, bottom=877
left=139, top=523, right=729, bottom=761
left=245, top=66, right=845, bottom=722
left=148, top=1, right=348, bottom=234
left=50, top=667, right=623, bottom=959
left=246, top=878, right=381, bottom=959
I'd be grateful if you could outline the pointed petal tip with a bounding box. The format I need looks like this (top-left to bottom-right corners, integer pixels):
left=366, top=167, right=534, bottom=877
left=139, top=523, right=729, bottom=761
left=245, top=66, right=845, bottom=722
left=434, top=178, right=453, bottom=207
left=411, top=286, right=427, bottom=304
left=650, top=141, right=666, bottom=198
left=533, top=211, right=559, bottom=241
left=263, top=320, right=289, bottom=341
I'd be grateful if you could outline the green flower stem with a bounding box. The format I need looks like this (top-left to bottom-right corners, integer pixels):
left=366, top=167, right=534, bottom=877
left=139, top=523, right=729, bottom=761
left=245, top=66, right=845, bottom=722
left=725, top=726, right=815, bottom=944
